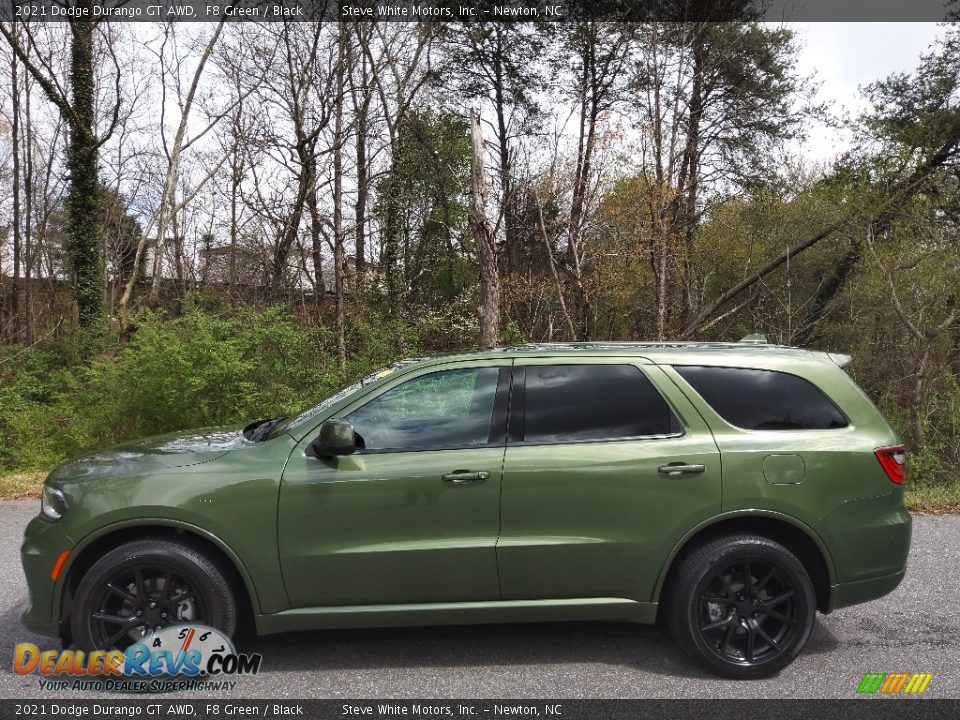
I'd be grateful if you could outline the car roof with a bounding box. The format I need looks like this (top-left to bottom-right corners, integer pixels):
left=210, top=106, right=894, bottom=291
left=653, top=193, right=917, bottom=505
left=404, top=341, right=847, bottom=370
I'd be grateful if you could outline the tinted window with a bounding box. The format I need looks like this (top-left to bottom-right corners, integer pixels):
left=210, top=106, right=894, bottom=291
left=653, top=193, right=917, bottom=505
left=522, top=365, right=679, bottom=443
left=347, top=367, right=500, bottom=451
left=674, top=366, right=847, bottom=431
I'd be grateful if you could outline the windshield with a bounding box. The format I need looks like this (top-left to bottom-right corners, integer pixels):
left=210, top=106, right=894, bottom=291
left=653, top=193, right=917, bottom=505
left=265, top=360, right=425, bottom=439
left=265, top=381, right=364, bottom=440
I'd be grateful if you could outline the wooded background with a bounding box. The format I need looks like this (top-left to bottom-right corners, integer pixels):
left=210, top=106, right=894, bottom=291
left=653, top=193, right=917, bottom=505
left=1, top=11, right=959, bottom=505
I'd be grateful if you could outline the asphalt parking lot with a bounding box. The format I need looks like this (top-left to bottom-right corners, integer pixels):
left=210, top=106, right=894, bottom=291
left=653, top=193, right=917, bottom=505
left=0, top=500, right=957, bottom=699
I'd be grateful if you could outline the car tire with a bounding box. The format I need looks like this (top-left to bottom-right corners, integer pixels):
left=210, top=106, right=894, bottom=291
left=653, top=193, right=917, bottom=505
left=665, top=534, right=816, bottom=679
left=70, top=537, right=237, bottom=652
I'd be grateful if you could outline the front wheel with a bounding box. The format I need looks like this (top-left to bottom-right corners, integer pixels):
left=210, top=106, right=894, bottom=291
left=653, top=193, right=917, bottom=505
left=70, top=538, right=237, bottom=651
left=665, top=534, right=816, bottom=679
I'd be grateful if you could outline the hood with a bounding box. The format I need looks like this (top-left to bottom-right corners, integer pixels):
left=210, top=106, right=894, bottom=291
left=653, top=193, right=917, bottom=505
left=49, top=426, right=249, bottom=482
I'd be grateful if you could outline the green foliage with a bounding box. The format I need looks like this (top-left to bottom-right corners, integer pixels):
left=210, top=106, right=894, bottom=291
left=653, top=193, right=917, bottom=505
left=0, top=305, right=462, bottom=473
left=885, top=373, right=960, bottom=486
left=79, top=307, right=335, bottom=443
left=0, top=342, right=87, bottom=470
left=502, top=320, right=525, bottom=346
left=375, top=109, right=473, bottom=308
left=102, top=185, right=144, bottom=286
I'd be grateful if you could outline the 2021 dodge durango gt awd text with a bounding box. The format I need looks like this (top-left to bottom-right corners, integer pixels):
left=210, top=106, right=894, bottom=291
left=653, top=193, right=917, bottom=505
left=21, top=340, right=912, bottom=678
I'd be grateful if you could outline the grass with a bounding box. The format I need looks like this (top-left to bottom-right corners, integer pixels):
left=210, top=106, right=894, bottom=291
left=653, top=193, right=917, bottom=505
left=904, top=482, right=960, bottom=514
left=0, top=471, right=45, bottom=500
left=1, top=470, right=959, bottom=514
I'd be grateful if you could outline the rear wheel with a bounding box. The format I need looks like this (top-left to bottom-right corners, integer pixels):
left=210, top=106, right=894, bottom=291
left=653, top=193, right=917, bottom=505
left=70, top=538, right=237, bottom=651
left=665, top=534, right=816, bottom=678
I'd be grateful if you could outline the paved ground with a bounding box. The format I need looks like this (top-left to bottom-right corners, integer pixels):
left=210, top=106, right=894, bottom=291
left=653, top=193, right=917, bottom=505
left=0, top=500, right=957, bottom=699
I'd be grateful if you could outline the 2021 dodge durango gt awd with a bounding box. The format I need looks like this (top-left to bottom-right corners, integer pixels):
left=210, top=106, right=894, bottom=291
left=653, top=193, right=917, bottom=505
left=21, top=340, right=912, bottom=678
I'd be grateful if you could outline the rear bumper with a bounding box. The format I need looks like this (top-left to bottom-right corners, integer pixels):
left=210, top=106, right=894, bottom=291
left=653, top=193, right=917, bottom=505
left=828, top=568, right=906, bottom=611
left=816, top=488, right=911, bottom=610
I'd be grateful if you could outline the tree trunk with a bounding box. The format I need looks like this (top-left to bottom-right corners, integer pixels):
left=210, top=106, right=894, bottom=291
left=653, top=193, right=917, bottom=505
left=10, top=39, right=21, bottom=339
left=353, top=126, right=368, bottom=289
left=305, top=153, right=324, bottom=306
left=66, top=16, right=104, bottom=326
left=677, top=38, right=705, bottom=320
left=333, top=24, right=347, bottom=369
left=792, top=239, right=861, bottom=347
left=352, top=34, right=371, bottom=288
left=567, top=29, right=600, bottom=340
left=910, top=349, right=928, bottom=447
left=535, top=194, right=576, bottom=340
left=272, top=169, right=308, bottom=292
left=653, top=216, right=671, bottom=341
left=229, top=120, right=241, bottom=291
left=23, top=60, right=34, bottom=344
left=492, top=33, right=515, bottom=275
left=469, top=111, right=501, bottom=348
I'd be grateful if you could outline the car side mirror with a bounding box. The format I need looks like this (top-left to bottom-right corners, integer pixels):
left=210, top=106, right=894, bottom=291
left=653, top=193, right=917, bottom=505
left=310, top=419, right=357, bottom=458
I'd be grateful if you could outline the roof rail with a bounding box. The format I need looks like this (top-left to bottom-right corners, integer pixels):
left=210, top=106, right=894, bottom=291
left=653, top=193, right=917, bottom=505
left=738, top=333, right=768, bottom=344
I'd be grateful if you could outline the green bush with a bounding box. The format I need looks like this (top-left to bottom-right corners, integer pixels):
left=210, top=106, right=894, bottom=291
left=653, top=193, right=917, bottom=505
left=0, top=305, right=447, bottom=473
left=0, top=340, right=88, bottom=470
left=79, top=307, right=340, bottom=445
left=878, top=372, right=960, bottom=487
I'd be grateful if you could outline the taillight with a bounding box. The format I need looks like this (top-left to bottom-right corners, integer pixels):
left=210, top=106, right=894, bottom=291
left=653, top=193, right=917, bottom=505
left=874, top=444, right=906, bottom=484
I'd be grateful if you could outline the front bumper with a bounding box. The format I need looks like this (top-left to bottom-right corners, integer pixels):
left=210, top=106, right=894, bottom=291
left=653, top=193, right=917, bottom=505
left=20, top=514, right=73, bottom=640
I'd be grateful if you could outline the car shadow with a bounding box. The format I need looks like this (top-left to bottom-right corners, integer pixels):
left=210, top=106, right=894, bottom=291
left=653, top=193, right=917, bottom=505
left=0, top=600, right=842, bottom=682
left=0, top=603, right=60, bottom=656
left=235, top=617, right=841, bottom=679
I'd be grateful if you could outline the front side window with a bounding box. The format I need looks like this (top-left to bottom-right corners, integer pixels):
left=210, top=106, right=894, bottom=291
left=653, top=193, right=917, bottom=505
left=346, top=367, right=501, bottom=451
left=521, top=364, right=679, bottom=443
left=674, top=366, right=848, bottom=431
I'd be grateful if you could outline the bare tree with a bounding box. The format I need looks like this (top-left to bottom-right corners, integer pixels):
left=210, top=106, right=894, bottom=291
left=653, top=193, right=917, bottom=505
left=349, top=21, right=374, bottom=287
left=469, top=110, right=500, bottom=348
left=867, top=223, right=958, bottom=445
left=9, top=20, right=21, bottom=339
left=120, top=21, right=269, bottom=327
left=333, top=22, right=348, bottom=369
left=563, top=21, right=631, bottom=339
left=1, top=12, right=124, bottom=325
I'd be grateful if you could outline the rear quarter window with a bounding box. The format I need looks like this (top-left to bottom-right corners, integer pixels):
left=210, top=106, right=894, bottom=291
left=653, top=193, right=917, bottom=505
left=674, top=366, right=847, bottom=431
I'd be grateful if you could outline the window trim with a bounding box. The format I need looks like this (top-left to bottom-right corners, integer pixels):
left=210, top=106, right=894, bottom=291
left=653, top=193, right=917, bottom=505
left=511, top=363, right=685, bottom=447
left=671, top=364, right=851, bottom=433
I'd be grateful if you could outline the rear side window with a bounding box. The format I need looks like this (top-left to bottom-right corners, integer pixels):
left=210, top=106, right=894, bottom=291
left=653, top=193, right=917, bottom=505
left=521, top=365, right=679, bottom=443
left=674, top=366, right=847, bottom=431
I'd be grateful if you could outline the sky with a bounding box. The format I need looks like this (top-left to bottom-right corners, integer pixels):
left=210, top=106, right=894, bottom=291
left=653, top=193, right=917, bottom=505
left=793, top=22, right=945, bottom=160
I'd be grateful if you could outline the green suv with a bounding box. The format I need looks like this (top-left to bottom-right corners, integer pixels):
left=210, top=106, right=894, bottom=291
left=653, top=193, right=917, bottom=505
left=21, top=340, right=911, bottom=678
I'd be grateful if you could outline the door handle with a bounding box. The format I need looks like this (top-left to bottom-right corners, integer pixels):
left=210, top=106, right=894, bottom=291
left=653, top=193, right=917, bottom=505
left=658, top=463, right=706, bottom=476
left=441, top=470, right=490, bottom=484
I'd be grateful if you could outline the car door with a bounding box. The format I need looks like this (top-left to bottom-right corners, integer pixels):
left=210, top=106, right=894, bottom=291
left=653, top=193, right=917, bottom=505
left=497, top=357, right=722, bottom=603
left=278, top=361, right=510, bottom=607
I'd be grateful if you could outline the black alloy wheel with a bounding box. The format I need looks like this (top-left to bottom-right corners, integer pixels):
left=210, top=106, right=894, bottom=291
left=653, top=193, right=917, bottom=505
left=70, top=538, right=237, bottom=652
left=666, top=534, right=816, bottom=678
left=86, top=564, right=207, bottom=650
left=696, top=558, right=801, bottom=666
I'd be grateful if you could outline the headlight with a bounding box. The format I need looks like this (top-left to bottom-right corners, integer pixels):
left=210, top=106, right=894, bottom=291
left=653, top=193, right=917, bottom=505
left=41, top=486, right=68, bottom=522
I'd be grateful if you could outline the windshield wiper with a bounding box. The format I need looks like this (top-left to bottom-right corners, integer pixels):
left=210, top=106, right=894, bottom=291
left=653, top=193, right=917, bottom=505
left=243, top=417, right=285, bottom=442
